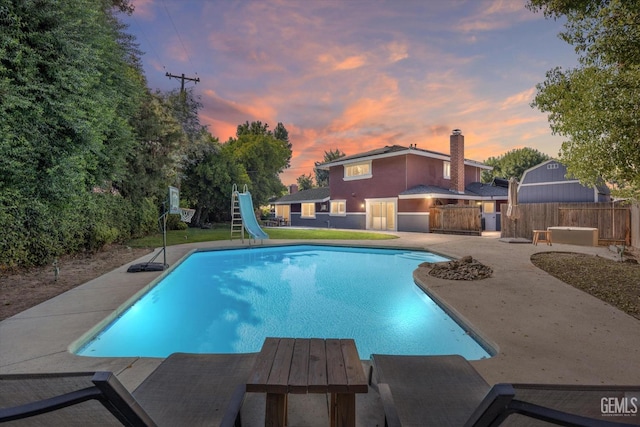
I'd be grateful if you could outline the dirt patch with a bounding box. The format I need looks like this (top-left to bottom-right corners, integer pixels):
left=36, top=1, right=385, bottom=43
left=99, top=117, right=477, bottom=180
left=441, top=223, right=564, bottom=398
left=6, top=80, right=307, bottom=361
left=530, top=252, right=640, bottom=320
left=0, top=245, right=152, bottom=321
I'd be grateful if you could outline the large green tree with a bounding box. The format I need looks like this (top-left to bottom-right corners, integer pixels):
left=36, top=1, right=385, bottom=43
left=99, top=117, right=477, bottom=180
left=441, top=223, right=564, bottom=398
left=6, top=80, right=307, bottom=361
left=120, top=90, right=185, bottom=203
left=0, top=0, right=148, bottom=267
left=528, top=0, right=640, bottom=198
left=227, top=121, right=291, bottom=205
left=0, top=0, right=143, bottom=199
left=237, top=120, right=293, bottom=167
left=296, top=174, right=314, bottom=190
left=181, top=136, right=249, bottom=224
left=314, top=148, right=345, bottom=187
left=482, top=148, right=550, bottom=182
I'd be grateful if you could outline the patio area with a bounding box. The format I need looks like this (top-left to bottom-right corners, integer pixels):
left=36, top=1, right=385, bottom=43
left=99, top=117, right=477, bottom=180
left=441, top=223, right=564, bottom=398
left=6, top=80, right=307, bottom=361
left=1, top=232, right=639, bottom=425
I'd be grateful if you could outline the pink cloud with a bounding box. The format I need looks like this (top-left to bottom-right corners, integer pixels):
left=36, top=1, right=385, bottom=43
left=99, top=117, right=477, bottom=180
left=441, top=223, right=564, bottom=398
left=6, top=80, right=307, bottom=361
left=130, top=0, right=155, bottom=20
left=456, top=0, right=536, bottom=34
left=500, top=88, right=536, bottom=110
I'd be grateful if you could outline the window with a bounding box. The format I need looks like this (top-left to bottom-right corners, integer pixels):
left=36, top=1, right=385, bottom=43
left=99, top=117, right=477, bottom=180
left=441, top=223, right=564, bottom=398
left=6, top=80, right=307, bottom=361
left=443, top=161, right=451, bottom=179
left=344, top=161, right=372, bottom=180
left=301, top=203, right=315, bottom=218
left=547, top=163, right=559, bottom=170
left=330, top=200, right=346, bottom=216
left=482, top=202, right=495, bottom=214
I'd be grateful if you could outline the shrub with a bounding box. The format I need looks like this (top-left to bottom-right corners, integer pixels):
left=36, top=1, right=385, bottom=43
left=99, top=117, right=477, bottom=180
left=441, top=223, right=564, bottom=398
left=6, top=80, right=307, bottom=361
left=87, top=223, right=120, bottom=251
left=166, top=213, right=187, bottom=230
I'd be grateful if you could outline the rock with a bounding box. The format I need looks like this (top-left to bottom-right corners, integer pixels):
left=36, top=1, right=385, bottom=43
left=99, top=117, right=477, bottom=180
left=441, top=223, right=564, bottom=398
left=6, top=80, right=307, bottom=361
left=423, top=256, right=493, bottom=280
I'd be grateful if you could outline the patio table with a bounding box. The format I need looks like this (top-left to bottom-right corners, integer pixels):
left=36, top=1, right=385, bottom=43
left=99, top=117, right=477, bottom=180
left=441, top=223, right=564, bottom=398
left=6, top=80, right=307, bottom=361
left=246, top=337, right=368, bottom=427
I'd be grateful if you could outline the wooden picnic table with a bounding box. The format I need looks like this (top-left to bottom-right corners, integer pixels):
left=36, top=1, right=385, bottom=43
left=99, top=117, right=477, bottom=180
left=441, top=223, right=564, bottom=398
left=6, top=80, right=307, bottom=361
left=246, top=337, right=368, bottom=427
left=265, top=217, right=288, bottom=227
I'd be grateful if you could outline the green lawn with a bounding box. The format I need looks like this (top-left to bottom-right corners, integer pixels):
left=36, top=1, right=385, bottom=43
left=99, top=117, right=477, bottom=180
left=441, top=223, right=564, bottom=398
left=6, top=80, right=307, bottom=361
left=127, top=224, right=398, bottom=247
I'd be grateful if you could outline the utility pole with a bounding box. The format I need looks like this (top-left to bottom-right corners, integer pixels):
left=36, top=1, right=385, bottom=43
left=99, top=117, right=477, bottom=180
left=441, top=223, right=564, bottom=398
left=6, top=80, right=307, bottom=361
left=165, top=72, right=200, bottom=93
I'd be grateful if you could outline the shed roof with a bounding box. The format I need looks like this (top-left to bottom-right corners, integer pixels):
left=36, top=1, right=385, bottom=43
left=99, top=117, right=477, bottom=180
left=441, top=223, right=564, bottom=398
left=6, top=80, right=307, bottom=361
left=520, top=159, right=610, bottom=195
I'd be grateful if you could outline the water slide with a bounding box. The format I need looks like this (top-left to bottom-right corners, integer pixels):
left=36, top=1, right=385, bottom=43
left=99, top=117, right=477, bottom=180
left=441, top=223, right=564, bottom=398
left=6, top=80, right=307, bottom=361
left=236, top=191, right=269, bottom=240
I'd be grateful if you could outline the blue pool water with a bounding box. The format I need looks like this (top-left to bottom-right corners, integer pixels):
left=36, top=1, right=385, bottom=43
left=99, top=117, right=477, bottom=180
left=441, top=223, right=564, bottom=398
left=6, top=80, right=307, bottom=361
left=76, top=245, right=491, bottom=359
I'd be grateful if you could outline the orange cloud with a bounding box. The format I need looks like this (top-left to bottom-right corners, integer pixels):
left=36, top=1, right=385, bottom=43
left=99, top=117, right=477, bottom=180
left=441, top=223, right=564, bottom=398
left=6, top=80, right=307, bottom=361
left=334, top=55, right=367, bottom=71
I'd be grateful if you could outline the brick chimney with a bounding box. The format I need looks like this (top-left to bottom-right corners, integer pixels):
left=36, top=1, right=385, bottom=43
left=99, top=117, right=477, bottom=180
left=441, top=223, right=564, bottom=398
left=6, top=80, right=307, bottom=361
left=449, top=129, right=465, bottom=194
left=288, top=184, right=298, bottom=194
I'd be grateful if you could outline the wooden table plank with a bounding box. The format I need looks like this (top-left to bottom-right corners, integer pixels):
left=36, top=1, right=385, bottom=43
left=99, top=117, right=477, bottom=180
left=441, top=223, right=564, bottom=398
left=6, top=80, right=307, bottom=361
left=340, top=339, right=368, bottom=393
left=326, top=339, right=349, bottom=393
left=288, top=339, right=310, bottom=393
left=267, top=338, right=295, bottom=394
left=246, top=337, right=279, bottom=393
left=308, top=338, right=328, bottom=393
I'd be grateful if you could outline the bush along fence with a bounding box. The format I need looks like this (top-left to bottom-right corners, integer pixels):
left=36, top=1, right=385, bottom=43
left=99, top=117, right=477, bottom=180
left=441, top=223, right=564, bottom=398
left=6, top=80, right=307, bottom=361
left=500, top=202, right=632, bottom=246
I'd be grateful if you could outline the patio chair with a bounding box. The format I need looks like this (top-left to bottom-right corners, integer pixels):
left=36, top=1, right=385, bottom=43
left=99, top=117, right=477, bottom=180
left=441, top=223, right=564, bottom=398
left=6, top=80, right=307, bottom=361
left=371, top=354, right=639, bottom=426
left=0, top=352, right=256, bottom=426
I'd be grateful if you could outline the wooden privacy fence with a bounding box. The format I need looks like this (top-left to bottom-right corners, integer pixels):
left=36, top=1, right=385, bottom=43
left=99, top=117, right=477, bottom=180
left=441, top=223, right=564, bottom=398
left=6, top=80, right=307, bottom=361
left=430, top=205, right=481, bottom=235
left=500, top=202, right=632, bottom=245
left=632, top=203, right=640, bottom=249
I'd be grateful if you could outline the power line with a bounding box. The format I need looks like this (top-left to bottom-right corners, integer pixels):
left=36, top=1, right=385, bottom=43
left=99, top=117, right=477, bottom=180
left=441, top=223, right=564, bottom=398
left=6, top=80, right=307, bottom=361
left=131, top=13, right=165, bottom=71
left=161, top=0, right=198, bottom=77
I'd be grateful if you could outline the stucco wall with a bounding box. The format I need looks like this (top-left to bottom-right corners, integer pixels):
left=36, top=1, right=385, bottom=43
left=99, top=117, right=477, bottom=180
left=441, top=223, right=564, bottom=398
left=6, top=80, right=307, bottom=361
left=289, top=212, right=365, bottom=230
left=398, top=213, right=429, bottom=232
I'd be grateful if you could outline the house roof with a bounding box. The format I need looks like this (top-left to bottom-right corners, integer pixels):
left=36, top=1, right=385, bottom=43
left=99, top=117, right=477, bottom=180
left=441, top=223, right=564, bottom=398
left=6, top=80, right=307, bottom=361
left=491, top=177, right=510, bottom=188
left=399, top=182, right=508, bottom=200
left=275, top=182, right=507, bottom=204
left=273, top=187, right=330, bottom=204
left=399, top=185, right=456, bottom=197
left=317, top=145, right=492, bottom=170
left=465, top=182, right=509, bottom=198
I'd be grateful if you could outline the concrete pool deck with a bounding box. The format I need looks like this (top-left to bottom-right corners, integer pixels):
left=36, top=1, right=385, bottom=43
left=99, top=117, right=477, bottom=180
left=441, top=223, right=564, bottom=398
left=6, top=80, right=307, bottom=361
left=1, top=232, right=639, bottom=425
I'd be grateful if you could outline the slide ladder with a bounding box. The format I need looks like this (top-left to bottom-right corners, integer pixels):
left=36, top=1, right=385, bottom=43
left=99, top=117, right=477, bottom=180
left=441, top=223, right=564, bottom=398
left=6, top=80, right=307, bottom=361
left=230, top=184, right=269, bottom=243
left=230, top=184, right=244, bottom=241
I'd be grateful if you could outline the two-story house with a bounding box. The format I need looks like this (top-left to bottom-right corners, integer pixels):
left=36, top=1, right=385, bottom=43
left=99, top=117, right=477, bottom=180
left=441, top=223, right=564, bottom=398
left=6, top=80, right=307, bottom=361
left=274, top=130, right=508, bottom=232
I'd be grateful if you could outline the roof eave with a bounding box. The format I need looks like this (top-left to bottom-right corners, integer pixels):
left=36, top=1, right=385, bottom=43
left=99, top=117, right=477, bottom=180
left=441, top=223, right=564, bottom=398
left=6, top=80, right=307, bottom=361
left=319, top=147, right=491, bottom=169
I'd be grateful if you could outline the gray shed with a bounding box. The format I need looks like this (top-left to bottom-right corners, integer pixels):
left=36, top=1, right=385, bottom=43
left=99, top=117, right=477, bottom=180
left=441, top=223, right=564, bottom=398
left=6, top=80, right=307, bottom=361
left=518, top=160, right=610, bottom=203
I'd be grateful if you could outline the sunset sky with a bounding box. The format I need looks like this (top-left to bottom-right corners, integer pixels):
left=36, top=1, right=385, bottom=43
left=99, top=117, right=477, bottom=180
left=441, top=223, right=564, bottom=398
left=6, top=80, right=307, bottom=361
left=122, top=0, right=576, bottom=185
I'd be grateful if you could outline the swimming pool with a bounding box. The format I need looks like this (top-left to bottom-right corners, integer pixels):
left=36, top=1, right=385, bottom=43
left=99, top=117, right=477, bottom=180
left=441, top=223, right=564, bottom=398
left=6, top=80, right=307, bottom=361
left=75, top=245, right=492, bottom=359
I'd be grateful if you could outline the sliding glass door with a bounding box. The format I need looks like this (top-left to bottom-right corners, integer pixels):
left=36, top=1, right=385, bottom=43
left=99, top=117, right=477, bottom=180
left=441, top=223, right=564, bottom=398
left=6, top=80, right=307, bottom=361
left=366, top=198, right=396, bottom=231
